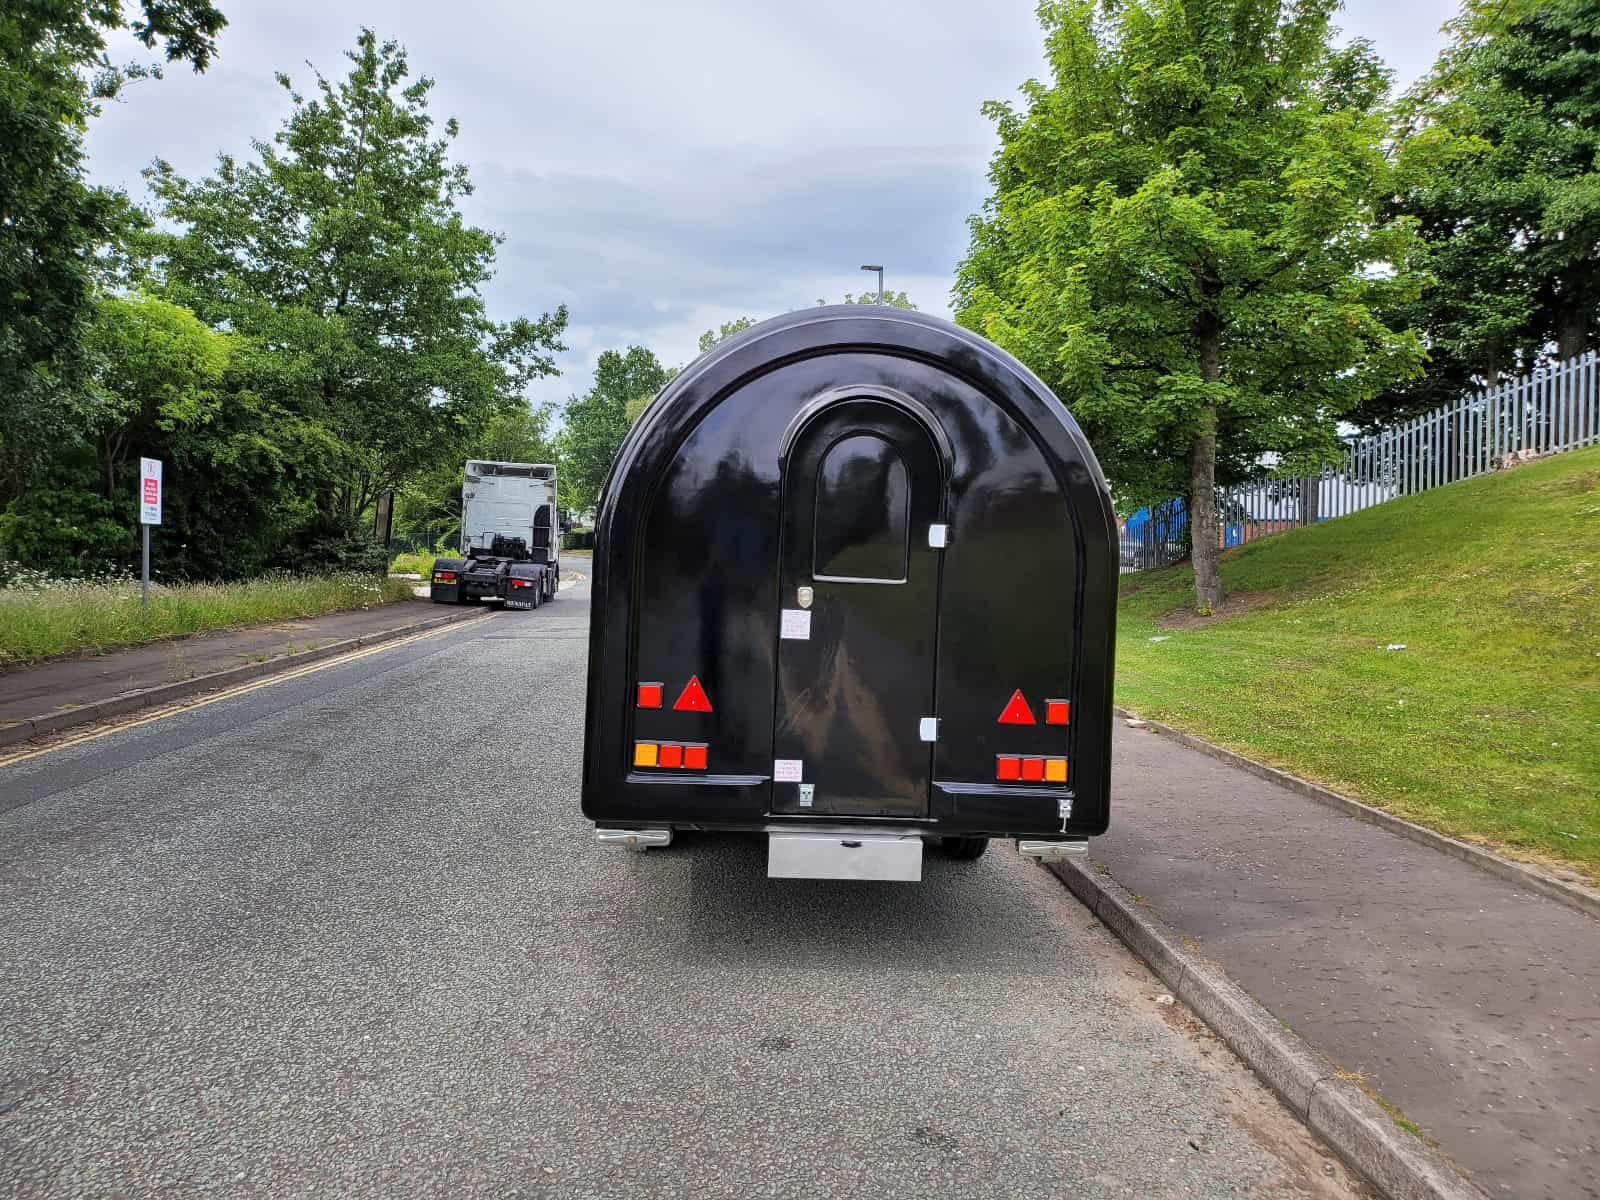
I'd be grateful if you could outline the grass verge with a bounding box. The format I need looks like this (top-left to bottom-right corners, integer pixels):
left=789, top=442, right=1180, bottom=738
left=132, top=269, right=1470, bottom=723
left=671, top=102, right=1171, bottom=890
left=0, top=573, right=417, bottom=668
left=389, top=550, right=438, bottom=576
left=1116, top=445, right=1600, bottom=880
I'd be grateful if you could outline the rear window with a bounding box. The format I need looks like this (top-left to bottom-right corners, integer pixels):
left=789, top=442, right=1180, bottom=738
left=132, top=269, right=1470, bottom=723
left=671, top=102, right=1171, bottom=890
left=812, top=434, right=909, bottom=583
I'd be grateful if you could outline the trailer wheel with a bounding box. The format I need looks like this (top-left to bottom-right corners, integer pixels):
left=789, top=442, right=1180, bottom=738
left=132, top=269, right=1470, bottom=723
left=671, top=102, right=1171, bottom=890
left=941, top=836, right=989, bottom=860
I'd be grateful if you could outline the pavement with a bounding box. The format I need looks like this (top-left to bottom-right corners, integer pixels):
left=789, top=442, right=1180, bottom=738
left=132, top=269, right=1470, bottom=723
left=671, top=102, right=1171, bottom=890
left=0, top=579, right=1368, bottom=1200
left=0, top=599, right=462, bottom=738
left=1097, top=722, right=1600, bottom=1200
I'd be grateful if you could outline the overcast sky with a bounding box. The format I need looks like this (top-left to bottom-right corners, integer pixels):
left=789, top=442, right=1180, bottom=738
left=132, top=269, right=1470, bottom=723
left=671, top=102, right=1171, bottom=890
left=85, top=0, right=1460, bottom=411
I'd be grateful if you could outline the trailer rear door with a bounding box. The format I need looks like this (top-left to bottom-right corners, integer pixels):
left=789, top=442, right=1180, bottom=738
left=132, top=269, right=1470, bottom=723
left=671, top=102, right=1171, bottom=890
left=771, top=399, right=944, bottom=818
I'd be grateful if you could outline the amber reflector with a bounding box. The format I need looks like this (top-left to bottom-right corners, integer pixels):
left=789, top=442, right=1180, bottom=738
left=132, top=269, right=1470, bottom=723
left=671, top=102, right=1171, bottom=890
left=1045, top=757, right=1069, bottom=783
left=633, top=742, right=658, bottom=768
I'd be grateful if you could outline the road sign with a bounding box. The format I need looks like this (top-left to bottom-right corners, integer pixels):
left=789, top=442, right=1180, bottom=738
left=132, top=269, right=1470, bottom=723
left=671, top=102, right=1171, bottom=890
left=139, top=458, right=162, bottom=526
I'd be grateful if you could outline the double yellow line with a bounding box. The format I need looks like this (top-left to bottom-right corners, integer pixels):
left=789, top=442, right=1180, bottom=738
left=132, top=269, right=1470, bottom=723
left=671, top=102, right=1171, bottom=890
left=0, top=612, right=494, bottom=769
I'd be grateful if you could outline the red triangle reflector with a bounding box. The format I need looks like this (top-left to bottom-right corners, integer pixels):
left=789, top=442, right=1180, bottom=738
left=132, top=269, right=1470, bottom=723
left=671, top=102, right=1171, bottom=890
left=997, top=689, right=1036, bottom=725
left=672, top=675, right=713, bottom=713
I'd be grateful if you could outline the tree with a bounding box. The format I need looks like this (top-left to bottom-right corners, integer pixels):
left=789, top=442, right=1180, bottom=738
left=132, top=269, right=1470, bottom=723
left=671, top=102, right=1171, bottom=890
left=82, top=295, right=229, bottom=503
left=836, top=290, right=916, bottom=309
left=0, top=295, right=341, bottom=580
left=1380, top=0, right=1600, bottom=421
left=698, top=317, right=757, bottom=354
left=560, top=346, right=670, bottom=514
left=0, top=0, right=226, bottom=507
left=955, top=0, right=1423, bottom=612
left=142, top=29, right=567, bottom=534
left=392, top=400, right=559, bottom=550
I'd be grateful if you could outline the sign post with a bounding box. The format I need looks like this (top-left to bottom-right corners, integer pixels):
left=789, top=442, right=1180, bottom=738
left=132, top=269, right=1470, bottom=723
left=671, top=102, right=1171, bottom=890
left=139, top=458, right=162, bottom=609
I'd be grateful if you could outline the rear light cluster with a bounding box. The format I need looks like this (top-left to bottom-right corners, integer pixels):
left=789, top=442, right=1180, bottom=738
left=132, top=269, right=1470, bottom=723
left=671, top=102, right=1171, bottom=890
left=997, top=689, right=1070, bottom=726
left=996, top=755, right=1068, bottom=783
left=634, top=741, right=708, bottom=771
left=433, top=570, right=457, bottom=583
left=510, top=578, right=534, bottom=589
left=637, top=677, right=713, bottom=712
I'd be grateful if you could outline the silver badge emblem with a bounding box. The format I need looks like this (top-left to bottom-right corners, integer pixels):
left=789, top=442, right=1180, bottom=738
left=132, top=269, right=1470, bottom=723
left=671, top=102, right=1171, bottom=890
left=797, top=586, right=813, bottom=609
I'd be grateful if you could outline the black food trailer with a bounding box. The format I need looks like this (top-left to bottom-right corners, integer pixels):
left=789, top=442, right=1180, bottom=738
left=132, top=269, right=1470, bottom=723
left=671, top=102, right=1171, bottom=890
left=581, top=306, right=1117, bottom=881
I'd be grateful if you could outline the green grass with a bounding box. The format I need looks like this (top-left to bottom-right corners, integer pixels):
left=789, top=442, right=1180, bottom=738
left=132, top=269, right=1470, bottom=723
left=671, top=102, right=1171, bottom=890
left=1116, top=446, right=1600, bottom=880
left=389, top=550, right=439, bottom=576
left=0, top=573, right=417, bottom=667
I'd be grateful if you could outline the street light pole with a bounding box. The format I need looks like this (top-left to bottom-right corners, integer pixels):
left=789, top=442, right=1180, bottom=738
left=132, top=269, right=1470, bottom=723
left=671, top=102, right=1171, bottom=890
left=860, top=264, right=884, bottom=305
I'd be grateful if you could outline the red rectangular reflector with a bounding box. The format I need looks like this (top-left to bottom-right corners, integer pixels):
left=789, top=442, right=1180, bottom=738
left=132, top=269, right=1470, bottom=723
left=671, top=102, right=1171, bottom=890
left=996, top=755, right=1021, bottom=781
left=637, top=683, right=663, bottom=709
left=1020, top=757, right=1045, bottom=782
left=658, top=743, right=683, bottom=769
left=1045, top=699, right=1070, bottom=725
left=683, top=744, right=707, bottom=770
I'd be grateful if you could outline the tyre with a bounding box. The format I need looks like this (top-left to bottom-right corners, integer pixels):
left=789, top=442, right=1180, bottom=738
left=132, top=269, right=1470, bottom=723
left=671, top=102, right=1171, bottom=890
left=941, top=836, right=989, bottom=860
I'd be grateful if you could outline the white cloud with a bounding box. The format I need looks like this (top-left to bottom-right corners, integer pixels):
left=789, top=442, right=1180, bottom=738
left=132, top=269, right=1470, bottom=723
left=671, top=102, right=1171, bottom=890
left=85, top=0, right=1457, bottom=410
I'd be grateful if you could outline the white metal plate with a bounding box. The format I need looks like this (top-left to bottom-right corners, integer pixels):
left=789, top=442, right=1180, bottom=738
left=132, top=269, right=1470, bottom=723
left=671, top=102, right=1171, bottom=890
left=768, top=833, right=923, bottom=882
left=773, top=759, right=803, bottom=782
left=780, top=608, right=812, bottom=639
left=919, top=717, right=939, bottom=742
left=927, top=523, right=948, bottom=548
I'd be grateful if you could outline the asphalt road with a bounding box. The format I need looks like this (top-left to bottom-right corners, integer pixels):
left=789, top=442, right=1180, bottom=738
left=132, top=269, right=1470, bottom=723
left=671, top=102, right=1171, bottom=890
left=1, top=581, right=1368, bottom=1199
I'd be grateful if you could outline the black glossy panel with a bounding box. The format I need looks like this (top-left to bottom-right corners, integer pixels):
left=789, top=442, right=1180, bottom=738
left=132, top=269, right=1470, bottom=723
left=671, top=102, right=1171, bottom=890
left=774, top=401, right=942, bottom=818
left=812, top=434, right=910, bottom=583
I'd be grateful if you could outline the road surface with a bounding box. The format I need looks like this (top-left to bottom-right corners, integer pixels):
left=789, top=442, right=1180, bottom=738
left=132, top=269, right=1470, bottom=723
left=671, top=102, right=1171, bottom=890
left=0, top=581, right=1367, bottom=1198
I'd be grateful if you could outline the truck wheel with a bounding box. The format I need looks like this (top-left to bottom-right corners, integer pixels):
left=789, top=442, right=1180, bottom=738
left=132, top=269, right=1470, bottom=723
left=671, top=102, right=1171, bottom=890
left=941, top=836, right=989, bottom=860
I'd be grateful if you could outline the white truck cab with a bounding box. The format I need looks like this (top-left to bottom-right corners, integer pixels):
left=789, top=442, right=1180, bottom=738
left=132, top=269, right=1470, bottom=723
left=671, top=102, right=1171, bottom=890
left=430, top=461, right=559, bottom=609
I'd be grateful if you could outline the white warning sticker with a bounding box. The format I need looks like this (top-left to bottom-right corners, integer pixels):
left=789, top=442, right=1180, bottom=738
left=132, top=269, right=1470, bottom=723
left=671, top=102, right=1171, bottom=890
left=773, top=759, right=803, bottom=782
left=780, top=608, right=811, bottom=640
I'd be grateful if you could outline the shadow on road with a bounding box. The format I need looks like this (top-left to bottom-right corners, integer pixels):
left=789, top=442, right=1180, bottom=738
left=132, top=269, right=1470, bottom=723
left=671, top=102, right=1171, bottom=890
left=627, top=832, right=1077, bottom=979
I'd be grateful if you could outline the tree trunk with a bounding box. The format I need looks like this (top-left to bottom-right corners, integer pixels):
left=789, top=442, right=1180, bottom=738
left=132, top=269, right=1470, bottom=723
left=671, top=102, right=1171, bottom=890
left=1558, top=297, right=1588, bottom=362
left=1189, top=310, right=1223, bottom=614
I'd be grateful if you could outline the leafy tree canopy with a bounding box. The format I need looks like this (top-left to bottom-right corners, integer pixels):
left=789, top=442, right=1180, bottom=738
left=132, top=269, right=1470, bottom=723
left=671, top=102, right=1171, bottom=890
left=393, top=401, right=559, bottom=551
left=835, top=290, right=916, bottom=309
left=955, top=0, right=1423, bottom=610
left=698, top=317, right=757, bottom=354
left=0, top=0, right=226, bottom=506
left=1379, top=0, right=1600, bottom=425
left=561, top=346, right=670, bottom=514
left=142, top=29, right=568, bottom=526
